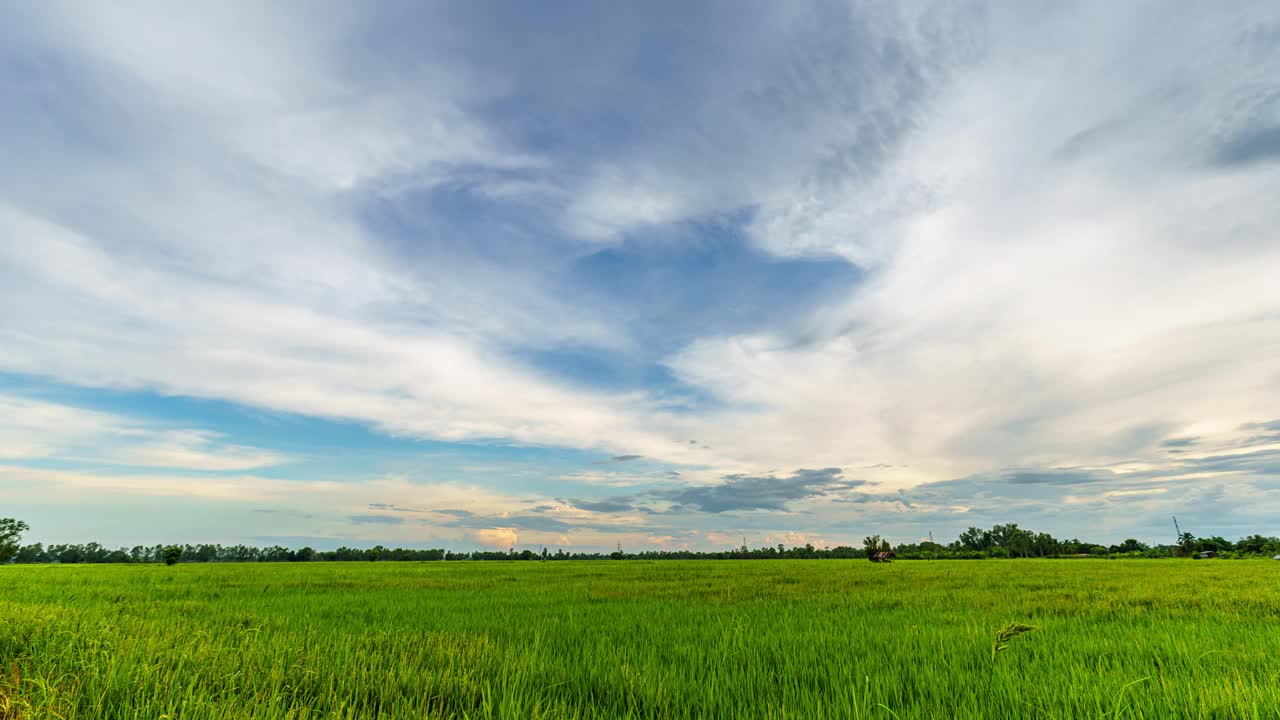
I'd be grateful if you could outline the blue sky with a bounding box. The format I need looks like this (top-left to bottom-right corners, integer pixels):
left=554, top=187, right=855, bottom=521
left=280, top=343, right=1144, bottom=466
left=2, top=1, right=1280, bottom=551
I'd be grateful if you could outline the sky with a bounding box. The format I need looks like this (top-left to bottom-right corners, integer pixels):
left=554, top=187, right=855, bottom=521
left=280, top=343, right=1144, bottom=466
left=2, top=1, right=1279, bottom=552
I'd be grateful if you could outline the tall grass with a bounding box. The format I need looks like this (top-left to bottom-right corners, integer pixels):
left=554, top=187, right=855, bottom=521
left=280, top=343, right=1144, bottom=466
left=1, top=560, right=1277, bottom=718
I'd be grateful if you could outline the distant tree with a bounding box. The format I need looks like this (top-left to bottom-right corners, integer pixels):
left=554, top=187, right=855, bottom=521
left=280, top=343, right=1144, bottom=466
left=863, top=535, right=883, bottom=561
left=0, top=518, right=30, bottom=564
left=990, top=523, right=1032, bottom=558
left=53, top=544, right=84, bottom=564
left=959, top=526, right=993, bottom=552
left=192, top=544, right=218, bottom=563
left=1178, top=532, right=1196, bottom=558
left=916, top=541, right=944, bottom=559
left=15, top=543, right=47, bottom=564
left=163, top=545, right=184, bottom=566
left=1196, top=536, right=1232, bottom=553
left=1236, top=535, right=1280, bottom=555
left=1110, top=538, right=1149, bottom=554
left=1031, top=532, right=1059, bottom=557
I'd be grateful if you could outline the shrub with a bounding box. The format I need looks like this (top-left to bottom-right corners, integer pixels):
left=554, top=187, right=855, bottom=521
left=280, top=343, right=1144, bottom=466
left=163, top=546, right=184, bottom=566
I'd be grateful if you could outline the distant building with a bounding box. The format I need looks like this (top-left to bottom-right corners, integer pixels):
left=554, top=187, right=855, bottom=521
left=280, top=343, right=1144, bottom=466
left=1196, top=550, right=1216, bottom=559
left=872, top=551, right=896, bottom=563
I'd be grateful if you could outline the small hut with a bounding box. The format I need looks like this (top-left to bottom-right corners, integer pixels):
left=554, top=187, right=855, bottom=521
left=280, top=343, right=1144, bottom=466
left=872, top=550, right=896, bottom=563
left=1196, top=550, right=1216, bottom=559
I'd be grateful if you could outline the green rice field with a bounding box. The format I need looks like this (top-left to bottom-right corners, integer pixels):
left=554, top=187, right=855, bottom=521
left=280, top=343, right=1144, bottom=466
left=2, top=560, right=1277, bottom=719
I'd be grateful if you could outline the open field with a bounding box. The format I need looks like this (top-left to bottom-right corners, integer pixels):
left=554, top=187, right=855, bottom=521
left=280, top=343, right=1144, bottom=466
left=2, top=560, right=1278, bottom=719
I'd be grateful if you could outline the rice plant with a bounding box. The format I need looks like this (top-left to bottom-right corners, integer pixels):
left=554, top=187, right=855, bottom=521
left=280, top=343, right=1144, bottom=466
left=0, top=560, right=1276, bottom=718
left=990, top=621, right=1036, bottom=663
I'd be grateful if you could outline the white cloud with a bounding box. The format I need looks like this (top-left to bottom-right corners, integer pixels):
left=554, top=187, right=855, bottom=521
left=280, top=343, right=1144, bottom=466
left=0, top=465, right=323, bottom=502
left=467, top=527, right=518, bottom=549
left=0, top=188, right=701, bottom=466
left=2, top=0, right=1279, bottom=547
left=662, top=3, right=1280, bottom=485
left=0, top=393, right=287, bottom=471
left=104, top=430, right=289, bottom=472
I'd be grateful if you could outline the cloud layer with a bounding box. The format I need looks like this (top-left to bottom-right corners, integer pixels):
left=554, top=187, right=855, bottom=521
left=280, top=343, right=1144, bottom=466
left=2, top=1, right=1279, bottom=547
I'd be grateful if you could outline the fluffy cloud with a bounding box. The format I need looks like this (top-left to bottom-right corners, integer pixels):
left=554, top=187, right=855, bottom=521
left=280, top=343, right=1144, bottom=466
left=468, top=527, right=518, bottom=549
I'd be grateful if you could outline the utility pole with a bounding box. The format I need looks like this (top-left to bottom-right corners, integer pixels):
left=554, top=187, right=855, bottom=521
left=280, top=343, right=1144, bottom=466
left=1173, top=516, right=1182, bottom=545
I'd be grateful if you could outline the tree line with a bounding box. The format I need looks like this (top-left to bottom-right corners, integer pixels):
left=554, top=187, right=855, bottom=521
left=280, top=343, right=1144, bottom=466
left=2, top=518, right=1278, bottom=565
left=3, top=540, right=447, bottom=565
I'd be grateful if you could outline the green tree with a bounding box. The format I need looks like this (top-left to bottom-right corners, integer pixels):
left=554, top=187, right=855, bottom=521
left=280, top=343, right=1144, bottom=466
left=990, top=523, right=1032, bottom=557
left=0, top=518, right=30, bottom=564
left=1110, top=538, right=1148, bottom=554
left=1031, top=532, right=1059, bottom=557
left=15, top=543, right=47, bottom=564
left=163, top=545, right=184, bottom=566
left=863, top=535, right=883, bottom=561
left=1178, top=532, right=1195, bottom=557
left=1195, top=536, right=1232, bottom=553
left=958, top=526, right=993, bottom=552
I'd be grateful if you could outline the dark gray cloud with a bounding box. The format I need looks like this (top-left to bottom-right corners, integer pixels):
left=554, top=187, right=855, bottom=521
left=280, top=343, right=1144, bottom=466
left=832, top=489, right=911, bottom=508
left=611, top=454, right=643, bottom=462
left=1005, top=468, right=1110, bottom=485
left=1211, top=126, right=1280, bottom=168
left=349, top=514, right=405, bottom=525
left=1160, top=436, right=1199, bottom=448
left=662, top=467, right=864, bottom=513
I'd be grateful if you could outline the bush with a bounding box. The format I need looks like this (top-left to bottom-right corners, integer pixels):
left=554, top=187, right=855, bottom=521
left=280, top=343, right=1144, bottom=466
left=163, top=545, right=184, bottom=566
